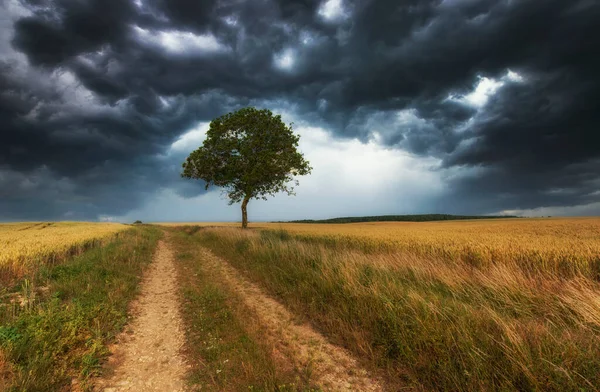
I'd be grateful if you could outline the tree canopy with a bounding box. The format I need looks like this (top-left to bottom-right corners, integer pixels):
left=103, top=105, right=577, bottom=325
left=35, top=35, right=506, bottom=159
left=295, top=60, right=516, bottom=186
left=181, top=107, right=312, bottom=228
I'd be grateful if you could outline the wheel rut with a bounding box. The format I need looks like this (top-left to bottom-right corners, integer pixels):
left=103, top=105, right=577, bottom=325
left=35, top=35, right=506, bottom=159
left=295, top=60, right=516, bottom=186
left=95, top=239, right=187, bottom=392
left=197, top=245, right=383, bottom=392
left=95, top=236, right=383, bottom=392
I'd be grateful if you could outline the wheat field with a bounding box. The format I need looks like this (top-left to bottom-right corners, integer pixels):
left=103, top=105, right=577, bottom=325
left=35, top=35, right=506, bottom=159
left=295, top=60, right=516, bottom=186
left=160, top=218, right=600, bottom=278
left=192, top=219, right=600, bottom=390
left=247, top=218, right=600, bottom=279
left=0, top=222, right=127, bottom=284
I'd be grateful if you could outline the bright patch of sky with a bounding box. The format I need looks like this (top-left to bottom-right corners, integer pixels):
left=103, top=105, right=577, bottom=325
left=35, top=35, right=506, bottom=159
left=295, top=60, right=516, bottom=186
left=358, top=108, right=433, bottom=146
left=273, top=48, right=296, bottom=71
left=119, top=124, right=443, bottom=222
left=223, top=15, right=238, bottom=26
left=169, top=122, right=210, bottom=154
left=448, top=69, right=525, bottom=108
left=318, top=0, right=348, bottom=22
left=133, top=26, right=225, bottom=55
left=506, top=69, right=524, bottom=82
left=454, top=76, right=504, bottom=107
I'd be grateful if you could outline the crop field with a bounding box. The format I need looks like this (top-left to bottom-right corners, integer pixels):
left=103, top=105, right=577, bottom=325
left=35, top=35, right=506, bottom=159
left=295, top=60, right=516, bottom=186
left=3, top=218, right=600, bottom=390
left=159, top=218, right=600, bottom=278
left=260, top=217, right=600, bottom=278
left=0, top=222, right=127, bottom=284
left=189, top=217, right=600, bottom=390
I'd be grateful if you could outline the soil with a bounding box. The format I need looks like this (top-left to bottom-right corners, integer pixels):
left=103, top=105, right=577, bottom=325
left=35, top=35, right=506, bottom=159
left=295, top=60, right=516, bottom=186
left=94, top=239, right=188, bottom=392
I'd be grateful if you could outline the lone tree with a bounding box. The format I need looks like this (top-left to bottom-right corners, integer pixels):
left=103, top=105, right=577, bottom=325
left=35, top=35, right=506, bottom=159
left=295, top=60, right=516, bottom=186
left=181, top=107, right=312, bottom=229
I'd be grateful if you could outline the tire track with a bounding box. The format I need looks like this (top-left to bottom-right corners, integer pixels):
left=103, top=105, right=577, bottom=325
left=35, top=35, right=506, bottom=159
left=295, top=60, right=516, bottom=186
left=95, top=239, right=187, bottom=392
left=197, top=245, right=383, bottom=392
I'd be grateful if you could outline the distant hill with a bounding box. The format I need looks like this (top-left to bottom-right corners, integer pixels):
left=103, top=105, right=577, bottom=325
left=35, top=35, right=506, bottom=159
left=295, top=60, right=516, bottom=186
left=282, top=214, right=519, bottom=224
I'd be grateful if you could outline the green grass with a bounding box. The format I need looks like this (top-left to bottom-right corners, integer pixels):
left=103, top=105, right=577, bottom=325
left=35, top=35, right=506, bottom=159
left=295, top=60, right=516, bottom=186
left=0, top=226, right=161, bottom=391
left=193, top=227, right=600, bottom=392
left=170, top=228, right=316, bottom=391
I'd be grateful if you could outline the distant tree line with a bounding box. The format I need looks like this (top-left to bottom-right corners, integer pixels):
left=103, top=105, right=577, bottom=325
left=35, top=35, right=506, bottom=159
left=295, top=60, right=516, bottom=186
left=283, top=214, right=519, bottom=224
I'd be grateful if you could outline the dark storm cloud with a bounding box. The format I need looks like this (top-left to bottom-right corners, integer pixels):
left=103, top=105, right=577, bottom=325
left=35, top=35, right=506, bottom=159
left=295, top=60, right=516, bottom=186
left=443, top=68, right=600, bottom=212
left=13, top=0, right=136, bottom=66
left=1, top=0, right=599, bottom=219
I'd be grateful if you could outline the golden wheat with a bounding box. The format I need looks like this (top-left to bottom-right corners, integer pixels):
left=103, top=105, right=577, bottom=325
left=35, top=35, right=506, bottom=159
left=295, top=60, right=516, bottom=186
left=193, top=225, right=600, bottom=390
left=0, top=222, right=127, bottom=280
left=158, top=217, right=600, bottom=276
left=253, top=218, right=600, bottom=277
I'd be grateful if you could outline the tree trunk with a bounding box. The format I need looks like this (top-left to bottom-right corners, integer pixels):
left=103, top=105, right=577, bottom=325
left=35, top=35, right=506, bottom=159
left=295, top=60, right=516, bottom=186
left=241, top=196, right=250, bottom=229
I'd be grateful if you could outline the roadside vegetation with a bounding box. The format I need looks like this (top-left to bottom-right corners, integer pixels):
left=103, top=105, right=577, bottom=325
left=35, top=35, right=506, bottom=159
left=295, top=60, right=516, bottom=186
left=170, top=227, right=315, bottom=391
left=192, top=222, right=600, bottom=391
left=0, top=226, right=160, bottom=391
left=0, top=222, right=128, bottom=288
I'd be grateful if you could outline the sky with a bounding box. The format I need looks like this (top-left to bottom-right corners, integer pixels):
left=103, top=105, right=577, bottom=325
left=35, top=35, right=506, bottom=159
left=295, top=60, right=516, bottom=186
left=0, top=0, right=599, bottom=222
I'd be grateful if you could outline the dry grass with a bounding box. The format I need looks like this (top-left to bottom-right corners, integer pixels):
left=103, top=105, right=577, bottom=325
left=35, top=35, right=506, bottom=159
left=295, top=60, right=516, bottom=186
left=154, top=222, right=243, bottom=227
left=161, top=217, right=600, bottom=277
left=191, top=223, right=600, bottom=391
left=157, top=217, right=600, bottom=277
left=0, top=222, right=127, bottom=285
left=170, top=229, right=309, bottom=391
left=0, top=349, right=15, bottom=390
left=253, top=218, right=600, bottom=279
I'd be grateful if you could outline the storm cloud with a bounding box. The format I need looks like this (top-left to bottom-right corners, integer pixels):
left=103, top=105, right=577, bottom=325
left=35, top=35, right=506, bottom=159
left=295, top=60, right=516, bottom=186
left=1, top=0, right=599, bottom=220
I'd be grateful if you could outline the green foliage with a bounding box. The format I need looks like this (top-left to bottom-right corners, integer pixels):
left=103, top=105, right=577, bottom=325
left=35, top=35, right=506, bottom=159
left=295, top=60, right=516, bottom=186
left=181, top=107, right=312, bottom=204
left=0, top=326, right=21, bottom=345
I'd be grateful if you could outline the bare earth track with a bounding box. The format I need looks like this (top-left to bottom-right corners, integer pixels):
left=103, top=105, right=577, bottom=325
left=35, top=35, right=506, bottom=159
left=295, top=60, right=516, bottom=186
left=197, top=246, right=383, bottom=392
left=95, top=235, right=382, bottom=391
left=95, top=239, right=188, bottom=392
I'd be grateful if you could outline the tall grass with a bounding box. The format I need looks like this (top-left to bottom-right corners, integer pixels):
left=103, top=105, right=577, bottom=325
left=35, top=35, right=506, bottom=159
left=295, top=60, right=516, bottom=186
left=0, top=226, right=161, bottom=391
left=195, top=227, right=600, bottom=391
left=252, top=218, right=600, bottom=280
left=170, top=229, right=314, bottom=391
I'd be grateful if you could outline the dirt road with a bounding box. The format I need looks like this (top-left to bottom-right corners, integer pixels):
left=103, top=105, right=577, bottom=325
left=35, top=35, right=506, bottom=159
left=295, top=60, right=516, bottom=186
left=95, top=239, right=187, bottom=392
left=96, top=235, right=382, bottom=391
